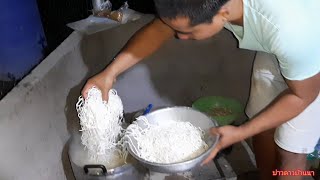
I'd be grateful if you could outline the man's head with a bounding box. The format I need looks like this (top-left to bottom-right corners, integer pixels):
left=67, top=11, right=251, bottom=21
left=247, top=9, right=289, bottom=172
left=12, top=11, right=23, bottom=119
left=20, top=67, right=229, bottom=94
left=154, top=0, right=231, bottom=40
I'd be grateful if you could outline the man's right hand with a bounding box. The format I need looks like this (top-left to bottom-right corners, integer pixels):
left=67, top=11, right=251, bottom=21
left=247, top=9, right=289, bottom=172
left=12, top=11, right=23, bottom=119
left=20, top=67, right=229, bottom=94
left=81, top=70, right=116, bottom=101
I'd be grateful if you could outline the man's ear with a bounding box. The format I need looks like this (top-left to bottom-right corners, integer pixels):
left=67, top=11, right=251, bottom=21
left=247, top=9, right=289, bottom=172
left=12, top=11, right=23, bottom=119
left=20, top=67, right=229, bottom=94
left=216, top=7, right=230, bottom=22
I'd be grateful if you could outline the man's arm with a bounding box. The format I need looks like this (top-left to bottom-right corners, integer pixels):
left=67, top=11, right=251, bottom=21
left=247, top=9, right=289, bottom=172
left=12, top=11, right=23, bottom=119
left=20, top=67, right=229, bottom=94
left=82, top=18, right=175, bottom=99
left=203, top=72, right=320, bottom=164
left=106, top=18, right=175, bottom=78
left=240, top=72, right=320, bottom=138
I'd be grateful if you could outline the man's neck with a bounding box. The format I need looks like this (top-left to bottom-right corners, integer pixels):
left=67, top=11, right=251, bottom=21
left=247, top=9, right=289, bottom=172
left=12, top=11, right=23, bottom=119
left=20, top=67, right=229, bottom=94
left=226, top=0, right=244, bottom=26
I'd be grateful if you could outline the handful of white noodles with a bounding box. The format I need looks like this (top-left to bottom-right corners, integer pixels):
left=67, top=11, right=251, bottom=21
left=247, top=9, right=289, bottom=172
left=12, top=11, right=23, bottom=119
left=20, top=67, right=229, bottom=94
left=76, top=87, right=126, bottom=164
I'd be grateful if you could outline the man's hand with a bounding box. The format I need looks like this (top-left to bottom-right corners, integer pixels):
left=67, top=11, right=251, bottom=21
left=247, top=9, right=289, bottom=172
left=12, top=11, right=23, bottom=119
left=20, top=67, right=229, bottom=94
left=201, top=125, right=245, bottom=165
left=81, top=70, right=116, bottom=101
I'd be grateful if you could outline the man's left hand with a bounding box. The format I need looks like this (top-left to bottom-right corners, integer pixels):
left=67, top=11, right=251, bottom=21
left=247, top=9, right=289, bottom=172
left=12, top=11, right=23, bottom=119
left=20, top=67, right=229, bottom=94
left=201, top=125, right=246, bottom=165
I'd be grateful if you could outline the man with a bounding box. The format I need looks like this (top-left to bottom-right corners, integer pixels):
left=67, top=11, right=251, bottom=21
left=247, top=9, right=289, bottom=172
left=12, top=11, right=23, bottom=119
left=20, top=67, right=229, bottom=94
left=82, top=0, right=320, bottom=179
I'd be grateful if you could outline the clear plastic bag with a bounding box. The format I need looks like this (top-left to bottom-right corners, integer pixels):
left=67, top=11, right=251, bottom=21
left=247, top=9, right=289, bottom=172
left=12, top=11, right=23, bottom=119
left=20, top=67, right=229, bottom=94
left=119, top=2, right=142, bottom=24
left=97, top=1, right=142, bottom=24
left=66, top=15, right=120, bottom=35
left=92, top=0, right=112, bottom=15
left=66, top=1, right=142, bottom=34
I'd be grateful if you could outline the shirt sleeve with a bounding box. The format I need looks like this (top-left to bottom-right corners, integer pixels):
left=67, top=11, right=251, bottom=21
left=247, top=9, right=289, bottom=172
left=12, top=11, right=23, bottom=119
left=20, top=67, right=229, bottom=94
left=276, top=29, right=320, bottom=81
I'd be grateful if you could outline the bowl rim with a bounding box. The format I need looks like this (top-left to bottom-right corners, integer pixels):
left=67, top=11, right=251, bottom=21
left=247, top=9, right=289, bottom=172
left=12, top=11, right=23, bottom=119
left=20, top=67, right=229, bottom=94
left=126, top=106, right=220, bottom=167
left=192, top=96, right=244, bottom=124
left=192, top=96, right=243, bottom=112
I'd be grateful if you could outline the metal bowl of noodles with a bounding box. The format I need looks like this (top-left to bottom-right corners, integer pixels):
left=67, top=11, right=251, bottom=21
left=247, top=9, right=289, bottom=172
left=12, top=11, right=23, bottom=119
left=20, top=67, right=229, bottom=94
left=125, top=106, right=220, bottom=174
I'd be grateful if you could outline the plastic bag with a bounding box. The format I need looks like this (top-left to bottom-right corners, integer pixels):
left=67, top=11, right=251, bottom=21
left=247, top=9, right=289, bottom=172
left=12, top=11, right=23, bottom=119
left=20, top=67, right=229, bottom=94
left=92, top=0, right=112, bottom=15
left=119, top=2, right=142, bottom=24
left=96, top=1, right=142, bottom=24
left=67, top=0, right=116, bottom=35
left=66, top=1, right=141, bottom=34
left=66, top=15, right=120, bottom=35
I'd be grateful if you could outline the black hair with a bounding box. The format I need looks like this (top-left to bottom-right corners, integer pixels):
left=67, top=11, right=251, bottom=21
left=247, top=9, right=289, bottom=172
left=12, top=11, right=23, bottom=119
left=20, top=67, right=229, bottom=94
left=154, top=0, right=230, bottom=26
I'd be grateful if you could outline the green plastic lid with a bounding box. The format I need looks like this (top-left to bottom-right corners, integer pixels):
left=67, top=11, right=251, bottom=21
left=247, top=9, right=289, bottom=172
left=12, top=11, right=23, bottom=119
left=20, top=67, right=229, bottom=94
left=192, top=96, right=244, bottom=126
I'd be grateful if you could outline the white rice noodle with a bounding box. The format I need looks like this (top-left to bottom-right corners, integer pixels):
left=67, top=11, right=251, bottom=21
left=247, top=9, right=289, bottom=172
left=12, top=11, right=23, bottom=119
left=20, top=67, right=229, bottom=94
left=125, top=116, right=208, bottom=164
left=76, top=87, right=125, bottom=163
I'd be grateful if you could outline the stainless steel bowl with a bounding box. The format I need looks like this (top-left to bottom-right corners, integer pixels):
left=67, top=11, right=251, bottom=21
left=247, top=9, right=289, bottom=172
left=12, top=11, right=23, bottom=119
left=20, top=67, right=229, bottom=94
left=126, top=106, right=220, bottom=174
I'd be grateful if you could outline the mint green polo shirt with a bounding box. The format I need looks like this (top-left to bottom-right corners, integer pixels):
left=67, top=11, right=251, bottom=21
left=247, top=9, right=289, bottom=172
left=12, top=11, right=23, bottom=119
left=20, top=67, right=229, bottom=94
left=224, top=0, right=320, bottom=80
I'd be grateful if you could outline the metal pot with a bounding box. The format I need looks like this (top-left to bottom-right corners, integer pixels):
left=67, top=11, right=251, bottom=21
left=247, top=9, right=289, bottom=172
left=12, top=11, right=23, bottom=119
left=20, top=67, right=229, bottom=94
left=68, top=132, right=148, bottom=180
